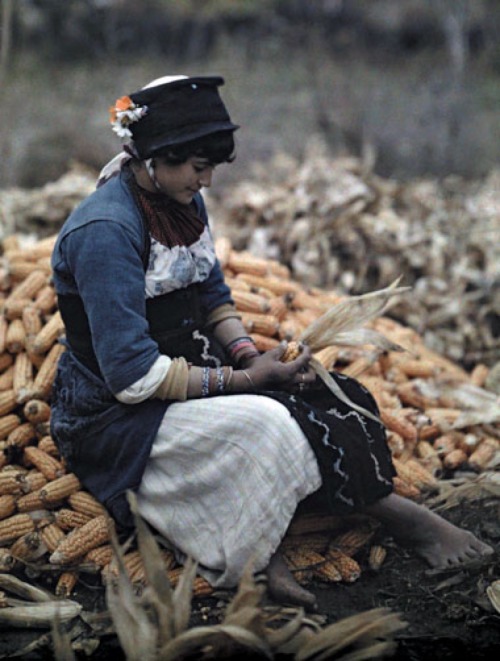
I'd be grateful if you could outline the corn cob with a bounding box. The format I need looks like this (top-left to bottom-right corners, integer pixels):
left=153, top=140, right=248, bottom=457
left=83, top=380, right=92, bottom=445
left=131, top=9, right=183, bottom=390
left=236, top=272, right=302, bottom=296
left=278, top=318, right=303, bottom=342
left=394, top=358, right=439, bottom=379
left=84, top=544, right=114, bottom=568
left=5, top=319, right=26, bottom=354
left=34, top=420, right=51, bottom=438
left=13, top=352, right=34, bottom=404
left=9, top=531, right=45, bottom=562
left=6, top=269, right=48, bottom=303
left=283, top=548, right=325, bottom=571
left=22, top=305, right=43, bottom=340
left=23, top=446, right=64, bottom=481
left=442, top=448, right=468, bottom=471
left=0, top=548, right=15, bottom=571
left=455, top=433, right=481, bottom=456
left=0, top=469, right=24, bottom=496
left=392, top=476, right=421, bottom=499
left=68, top=491, right=106, bottom=518
left=400, top=458, right=439, bottom=492
left=240, top=312, right=280, bottom=338
left=379, top=408, right=418, bottom=443
left=49, top=514, right=111, bottom=564
left=37, top=435, right=59, bottom=458
left=324, top=548, right=361, bottom=583
left=55, top=571, right=79, bottom=598
left=0, top=318, right=7, bottom=354
left=3, top=298, right=32, bottom=321
left=6, top=261, right=43, bottom=282
left=250, top=333, right=280, bottom=352
left=55, top=508, right=92, bottom=531
left=288, top=513, right=344, bottom=536
left=33, top=285, right=57, bottom=315
left=31, top=342, right=66, bottom=400
left=433, top=434, right=458, bottom=457
left=0, top=513, right=36, bottom=545
left=414, top=440, right=442, bottom=475
left=165, top=567, right=214, bottom=597
left=7, top=422, right=37, bottom=450
left=0, top=495, right=16, bottom=520
left=368, top=545, right=387, bottom=571
left=280, top=340, right=302, bottom=363
left=0, top=366, right=14, bottom=392
left=40, top=473, right=81, bottom=505
left=290, top=290, right=329, bottom=312
left=23, top=399, right=51, bottom=424
left=328, top=525, right=376, bottom=557
left=227, top=251, right=270, bottom=276
left=32, top=311, right=65, bottom=355
left=267, top=296, right=288, bottom=322
left=0, top=414, right=22, bottom=441
left=39, top=522, right=66, bottom=553
left=313, top=559, right=343, bottom=583
left=16, top=488, right=46, bottom=513
left=0, top=452, right=6, bottom=471
left=281, top=532, right=330, bottom=554
left=0, top=353, right=14, bottom=373
left=468, top=437, right=499, bottom=472
left=386, top=431, right=405, bottom=458
left=0, top=390, right=17, bottom=417
left=231, top=289, right=271, bottom=314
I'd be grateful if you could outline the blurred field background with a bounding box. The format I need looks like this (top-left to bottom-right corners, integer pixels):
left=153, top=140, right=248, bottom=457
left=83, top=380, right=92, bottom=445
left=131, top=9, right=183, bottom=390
left=0, top=0, right=499, bottom=191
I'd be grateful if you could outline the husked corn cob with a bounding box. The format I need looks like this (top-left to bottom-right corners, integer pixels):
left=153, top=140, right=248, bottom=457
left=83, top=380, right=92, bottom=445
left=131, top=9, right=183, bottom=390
left=267, top=296, right=288, bottom=321
left=288, top=513, right=343, bottom=536
left=55, top=571, right=79, bottom=597
left=22, top=305, right=43, bottom=340
left=13, top=352, right=34, bottom=404
left=32, top=311, right=65, bottom=355
left=32, top=342, right=66, bottom=400
left=227, top=251, right=270, bottom=276
left=50, top=514, right=110, bottom=564
left=240, top=312, right=280, bottom=337
left=0, top=468, right=24, bottom=495
left=433, top=434, right=458, bottom=457
left=394, top=358, right=439, bottom=379
left=0, top=513, right=36, bottom=545
left=0, top=390, right=17, bottom=417
left=392, top=476, right=421, bottom=499
left=40, top=522, right=66, bottom=553
left=0, top=366, right=14, bottom=392
left=379, top=408, right=418, bottom=443
left=23, top=399, right=51, bottom=424
left=6, top=269, right=48, bottom=303
left=250, top=333, right=280, bottom=352
left=164, top=567, right=214, bottom=596
left=37, top=435, right=59, bottom=458
left=84, top=544, right=114, bottom=568
left=236, top=272, right=302, bottom=296
left=68, top=491, right=106, bottom=518
left=281, top=532, right=330, bottom=554
left=0, top=548, right=15, bottom=571
left=414, top=440, right=442, bottom=475
left=313, top=559, right=343, bottom=583
left=5, top=319, right=26, bottom=354
left=368, top=545, right=387, bottom=571
left=33, top=285, right=57, bottom=315
left=6, top=261, right=43, bottom=282
left=455, top=433, right=481, bottom=456
left=400, top=458, right=438, bottom=492
left=386, top=431, right=405, bottom=458
left=0, top=414, right=22, bottom=440
left=280, top=340, right=302, bottom=363
left=395, top=382, right=433, bottom=410
left=9, top=531, right=45, bottom=562
left=160, top=548, right=177, bottom=570
left=22, top=470, right=49, bottom=494
left=325, top=548, right=361, bottom=583
left=0, top=353, right=14, bottom=373
left=284, top=548, right=325, bottom=571
left=7, top=422, right=37, bottom=450
left=23, top=446, right=64, bottom=481
left=55, top=508, right=92, bottom=531
left=328, top=525, right=376, bottom=557
left=442, top=448, right=468, bottom=470
left=231, top=289, right=271, bottom=314
left=0, top=495, right=16, bottom=520
left=313, top=346, right=341, bottom=371
left=40, top=473, right=81, bottom=505
left=3, top=298, right=32, bottom=321
left=278, top=318, right=303, bottom=342
left=16, top=488, right=45, bottom=513
left=468, top=437, right=499, bottom=472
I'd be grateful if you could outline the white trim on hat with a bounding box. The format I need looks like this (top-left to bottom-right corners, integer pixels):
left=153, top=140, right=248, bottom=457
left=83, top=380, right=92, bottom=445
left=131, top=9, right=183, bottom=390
left=142, top=75, right=188, bottom=90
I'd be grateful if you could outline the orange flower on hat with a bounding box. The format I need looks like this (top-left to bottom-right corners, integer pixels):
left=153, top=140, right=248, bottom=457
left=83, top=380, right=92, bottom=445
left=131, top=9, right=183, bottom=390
left=109, top=95, right=148, bottom=139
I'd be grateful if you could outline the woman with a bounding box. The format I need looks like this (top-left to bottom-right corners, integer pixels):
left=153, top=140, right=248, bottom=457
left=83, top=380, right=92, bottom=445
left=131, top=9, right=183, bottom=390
left=50, top=75, right=492, bottom=611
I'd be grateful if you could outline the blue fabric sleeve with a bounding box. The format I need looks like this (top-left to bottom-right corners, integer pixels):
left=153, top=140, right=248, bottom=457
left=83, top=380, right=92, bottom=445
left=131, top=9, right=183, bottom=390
left=60, top=220, right=160, bottom=394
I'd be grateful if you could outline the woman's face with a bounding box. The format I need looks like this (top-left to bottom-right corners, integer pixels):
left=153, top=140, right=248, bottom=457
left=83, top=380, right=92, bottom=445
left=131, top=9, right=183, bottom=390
left=150, top=156, right=215, bottom=205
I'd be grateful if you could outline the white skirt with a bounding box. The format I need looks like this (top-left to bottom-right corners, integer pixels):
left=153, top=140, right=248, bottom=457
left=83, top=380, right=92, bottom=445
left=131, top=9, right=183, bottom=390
left=136, top=394, right=322, bottom=588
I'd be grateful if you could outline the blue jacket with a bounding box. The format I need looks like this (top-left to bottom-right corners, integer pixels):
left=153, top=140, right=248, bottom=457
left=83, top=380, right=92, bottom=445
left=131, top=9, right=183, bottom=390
left=50, top=170, right=233, bottom=528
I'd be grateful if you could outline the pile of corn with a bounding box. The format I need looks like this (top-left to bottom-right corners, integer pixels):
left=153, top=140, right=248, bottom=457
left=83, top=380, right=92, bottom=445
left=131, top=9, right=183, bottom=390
left=0, top=233, right=498, bottom=600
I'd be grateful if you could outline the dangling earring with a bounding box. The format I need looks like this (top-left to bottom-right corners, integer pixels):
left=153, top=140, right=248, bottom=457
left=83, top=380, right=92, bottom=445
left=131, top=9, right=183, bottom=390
left=145, top=158, right=161, bottom=191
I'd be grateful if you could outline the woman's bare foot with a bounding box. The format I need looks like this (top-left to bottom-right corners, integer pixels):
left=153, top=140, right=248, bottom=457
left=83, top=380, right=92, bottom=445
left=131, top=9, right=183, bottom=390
left=266, top=552, right=318, bottom=611
left=366, top=493, right=494, bottom=569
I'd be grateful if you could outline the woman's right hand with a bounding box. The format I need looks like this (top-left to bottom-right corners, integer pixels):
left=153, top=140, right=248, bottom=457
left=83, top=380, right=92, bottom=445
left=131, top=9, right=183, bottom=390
left=242, top=342, right=317, bottom=392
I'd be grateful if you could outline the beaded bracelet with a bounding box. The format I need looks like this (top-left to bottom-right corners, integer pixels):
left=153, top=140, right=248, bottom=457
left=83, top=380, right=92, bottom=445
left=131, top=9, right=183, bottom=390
left=201, top=366, right=210, bottom=397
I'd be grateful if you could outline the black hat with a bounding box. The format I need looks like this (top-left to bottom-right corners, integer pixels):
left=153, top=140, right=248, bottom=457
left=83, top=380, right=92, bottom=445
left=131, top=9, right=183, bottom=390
left=128, top=76, right=238, bottom=159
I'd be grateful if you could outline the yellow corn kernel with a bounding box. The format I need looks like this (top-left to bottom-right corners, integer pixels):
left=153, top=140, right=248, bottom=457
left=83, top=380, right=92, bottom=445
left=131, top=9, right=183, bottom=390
left=55, top=508, right=92, bottom=531
left=32, top=342, right=66, bottom=400
left=368, top=545, right=387, bottom=571
left=5, top=319, right=26, bottom=354
left=0, top=513, right=35, bottom=545
left=55, top=571, right=79, bottom=598
left=68, top=491, right=106, bottom=518
left=23, top=446, right=64, bottom=481
left=49, top=514, right=110, bottom=564
left=0, top=495, right=16, bottom=521
left=280, top=340, right=302, bottom=363
left=325, top=548, right=361, bottom=583
left=32, top=311, right=65, bottom=355
left=40, top=473, right=81, bottom=505
left=40, top=522, right=66, bottom=553
left=7, top=422, right=37, bottom=450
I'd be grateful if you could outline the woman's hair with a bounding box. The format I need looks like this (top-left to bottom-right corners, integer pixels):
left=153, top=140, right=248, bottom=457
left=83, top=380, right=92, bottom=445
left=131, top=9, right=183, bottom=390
left=152, top=130, right=236, bottom=166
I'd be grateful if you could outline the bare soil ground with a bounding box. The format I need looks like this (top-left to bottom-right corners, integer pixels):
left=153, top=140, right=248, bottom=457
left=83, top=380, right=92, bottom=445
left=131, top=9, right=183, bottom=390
left=0, top=494, right=498, bottom=660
